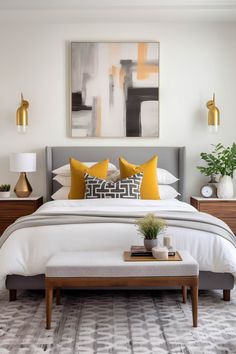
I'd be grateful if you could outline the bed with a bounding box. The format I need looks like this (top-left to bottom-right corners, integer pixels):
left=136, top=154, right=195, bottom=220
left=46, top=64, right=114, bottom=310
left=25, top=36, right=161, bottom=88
left=2, top=146, right=235, bottom=301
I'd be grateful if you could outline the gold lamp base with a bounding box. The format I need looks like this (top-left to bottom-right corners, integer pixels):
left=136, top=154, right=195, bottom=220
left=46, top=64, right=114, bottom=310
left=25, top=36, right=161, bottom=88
left=14, top=172, right=32, bottom=198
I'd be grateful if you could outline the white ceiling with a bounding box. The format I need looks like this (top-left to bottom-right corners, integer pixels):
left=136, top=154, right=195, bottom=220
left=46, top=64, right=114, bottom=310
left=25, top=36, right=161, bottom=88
left=0, top=0, right=236, bottom=22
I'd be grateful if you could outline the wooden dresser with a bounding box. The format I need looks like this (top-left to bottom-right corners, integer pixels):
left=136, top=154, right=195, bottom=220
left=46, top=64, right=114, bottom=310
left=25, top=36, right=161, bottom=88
left=0, top=196, right=43, bottom=235
left=190, top=196, right=236, bottom=234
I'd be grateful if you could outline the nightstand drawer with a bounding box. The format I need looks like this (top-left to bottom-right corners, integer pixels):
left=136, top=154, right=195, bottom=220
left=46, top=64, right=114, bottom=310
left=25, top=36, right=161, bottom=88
left=0, top=201, right=36, bottom=210
left=0, top=220, right=13, bottom=235
left=190, top=197, right=236, bottom=234
left=198, top=202, right=236, bottom=218
left=221, top=218, right=236, bottom=233
left=0, top=204, right=35, bottom=218
left=0, top=197, right=43, bottom=236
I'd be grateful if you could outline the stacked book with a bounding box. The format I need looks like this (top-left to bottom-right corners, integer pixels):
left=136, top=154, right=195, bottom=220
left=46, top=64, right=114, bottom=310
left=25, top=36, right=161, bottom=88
left=130, top=246, right=152, bottom=256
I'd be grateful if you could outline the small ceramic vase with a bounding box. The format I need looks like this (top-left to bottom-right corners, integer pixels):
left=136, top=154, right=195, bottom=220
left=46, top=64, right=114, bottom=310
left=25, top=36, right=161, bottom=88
left=144, top=239, right=157, bottom=251
left=217, top=175, right=234, bottom=199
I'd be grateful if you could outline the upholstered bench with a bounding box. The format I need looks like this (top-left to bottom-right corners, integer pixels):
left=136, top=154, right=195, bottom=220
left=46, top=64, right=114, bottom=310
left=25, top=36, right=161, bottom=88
left=45, top=250, right=199, bottom=329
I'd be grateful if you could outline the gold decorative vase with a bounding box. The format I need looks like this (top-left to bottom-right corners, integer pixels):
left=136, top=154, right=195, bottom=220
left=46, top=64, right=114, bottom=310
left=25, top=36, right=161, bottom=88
left=14, top=172, right=32, bottom=198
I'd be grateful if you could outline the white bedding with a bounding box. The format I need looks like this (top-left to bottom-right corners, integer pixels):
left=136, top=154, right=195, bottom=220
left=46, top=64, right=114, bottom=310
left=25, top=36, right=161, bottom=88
left=0, top=199, right=236, bottom=289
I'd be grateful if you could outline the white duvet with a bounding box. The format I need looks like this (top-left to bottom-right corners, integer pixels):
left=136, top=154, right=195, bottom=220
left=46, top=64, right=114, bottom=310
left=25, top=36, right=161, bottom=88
left=0, top=199, right=236, bottom=289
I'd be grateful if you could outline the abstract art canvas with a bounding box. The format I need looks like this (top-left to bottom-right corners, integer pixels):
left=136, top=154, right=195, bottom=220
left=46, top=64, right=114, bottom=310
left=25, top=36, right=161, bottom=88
left=71, top=42, right=159, bottom=138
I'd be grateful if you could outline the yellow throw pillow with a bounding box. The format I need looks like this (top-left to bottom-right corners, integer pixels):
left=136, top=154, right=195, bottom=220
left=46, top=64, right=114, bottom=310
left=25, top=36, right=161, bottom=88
left=68, top=158, right=109, bottom=199
left=119, top=156, right=160, bottom=200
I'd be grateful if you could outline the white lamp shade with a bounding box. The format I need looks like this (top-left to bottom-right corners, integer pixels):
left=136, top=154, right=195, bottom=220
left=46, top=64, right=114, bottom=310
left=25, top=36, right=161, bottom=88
left=10, top=153, right=36, bottom=172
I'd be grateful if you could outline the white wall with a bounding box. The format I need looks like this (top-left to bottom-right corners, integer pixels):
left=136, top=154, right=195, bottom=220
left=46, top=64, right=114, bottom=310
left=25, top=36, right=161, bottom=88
left=0, top=21, right=235, bottom=201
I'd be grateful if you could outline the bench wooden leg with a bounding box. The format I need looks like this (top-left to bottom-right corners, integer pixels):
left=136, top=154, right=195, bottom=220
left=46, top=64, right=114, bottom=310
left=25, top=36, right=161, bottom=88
left=182, top=286, right=187, bottom=304
left=191, top=283, right=198, bottom=328
left=56, top=288, right=61, bottom=305
left=46, top=286, right=53, bottom=330
left=9, top=289, right=17, bottom=302
left=223, top=289, right=230, bottom=301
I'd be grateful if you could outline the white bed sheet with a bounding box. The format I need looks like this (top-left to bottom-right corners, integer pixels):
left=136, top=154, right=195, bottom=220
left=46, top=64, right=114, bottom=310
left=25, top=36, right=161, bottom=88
left=0, top=199, right=236, bottom=289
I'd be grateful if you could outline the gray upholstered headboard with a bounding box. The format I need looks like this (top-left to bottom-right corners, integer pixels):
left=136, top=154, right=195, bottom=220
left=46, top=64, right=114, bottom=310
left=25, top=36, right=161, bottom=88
left=45, top=146, right=186, bottom=202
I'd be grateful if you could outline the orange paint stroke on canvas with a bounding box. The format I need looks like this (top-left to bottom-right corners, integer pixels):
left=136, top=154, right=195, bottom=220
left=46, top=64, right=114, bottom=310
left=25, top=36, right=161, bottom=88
left=119, top=68, right=125, bottom=89
left=110, top=65, right=117, bottom=77
left=137, top=43, right=159, bottom=80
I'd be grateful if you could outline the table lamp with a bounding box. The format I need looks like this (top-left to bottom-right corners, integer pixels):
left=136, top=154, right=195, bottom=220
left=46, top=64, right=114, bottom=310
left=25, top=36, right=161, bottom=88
left=10, top=153, right=36, bottom=197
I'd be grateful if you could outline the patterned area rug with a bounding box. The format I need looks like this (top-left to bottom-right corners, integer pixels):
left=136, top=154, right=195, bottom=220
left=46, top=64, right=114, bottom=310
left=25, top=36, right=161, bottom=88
left=0, top=288, right=236, bottom=354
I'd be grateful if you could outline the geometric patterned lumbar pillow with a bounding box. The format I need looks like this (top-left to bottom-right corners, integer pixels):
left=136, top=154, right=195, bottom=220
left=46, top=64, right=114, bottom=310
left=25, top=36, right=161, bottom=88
left=84, top=172, right=143, bottom=199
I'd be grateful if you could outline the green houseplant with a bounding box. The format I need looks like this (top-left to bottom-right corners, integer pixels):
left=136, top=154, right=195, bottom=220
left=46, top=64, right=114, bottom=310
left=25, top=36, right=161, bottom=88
left=136, top=213, right=167, bottom=251
left=0, top=184, right=11, bottom=198
left=197, top=143, right=236, bottom=198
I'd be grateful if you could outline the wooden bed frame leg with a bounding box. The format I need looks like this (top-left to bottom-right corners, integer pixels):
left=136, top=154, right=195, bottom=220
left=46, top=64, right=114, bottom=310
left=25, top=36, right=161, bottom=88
left=56, top=288, right=61, bottom=305
left=9, top=289, right=17, bottom=302
left=223, top=289, right=230, bottom=301
left=182, top=286, right=187, bottom=304
left=46, top=286, right=53, bottom=330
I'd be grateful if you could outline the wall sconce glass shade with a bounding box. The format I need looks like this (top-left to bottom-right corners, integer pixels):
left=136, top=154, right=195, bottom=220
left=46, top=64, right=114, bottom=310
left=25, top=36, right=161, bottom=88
left=206, top=93, right=220, bottom=133
left=10, top=153, right=36, bottom=197
left=16, top=93, right=29, bottom=134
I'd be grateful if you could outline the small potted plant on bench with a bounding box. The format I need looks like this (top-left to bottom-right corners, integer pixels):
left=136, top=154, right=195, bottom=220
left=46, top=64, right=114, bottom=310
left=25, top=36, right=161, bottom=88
left=0, top=184, right=11, bottom=198
left=136, top=213, right=166, bottom=251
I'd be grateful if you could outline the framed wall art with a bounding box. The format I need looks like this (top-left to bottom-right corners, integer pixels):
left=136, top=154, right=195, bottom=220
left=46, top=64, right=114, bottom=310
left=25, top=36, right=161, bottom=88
left=71, top=42, right=159, bottom=138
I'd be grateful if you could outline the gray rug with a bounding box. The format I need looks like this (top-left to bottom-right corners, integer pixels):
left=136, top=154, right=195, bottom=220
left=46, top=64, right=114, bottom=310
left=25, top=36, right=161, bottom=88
left=0, top=288, right=236, bottom=354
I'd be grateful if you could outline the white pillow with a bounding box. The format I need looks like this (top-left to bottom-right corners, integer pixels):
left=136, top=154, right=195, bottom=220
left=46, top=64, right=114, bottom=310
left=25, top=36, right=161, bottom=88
left=53, top=175, right=71, bottom=187
left=52, top=163, right=177, bottom=185
left=52, top=162, right=117, bottom=176
left=159, top=185, right=180, bottom=200
left=53, top=170, right=119, bottom=187
left=51, top=187, right=70, bottom=200
left=157, top=168, right=178, bottom=185
left=107, top=170, right=120, bottom=182
left=52, top=185, right=179, bottom=200
left=104, top=168, right=178, bottom=185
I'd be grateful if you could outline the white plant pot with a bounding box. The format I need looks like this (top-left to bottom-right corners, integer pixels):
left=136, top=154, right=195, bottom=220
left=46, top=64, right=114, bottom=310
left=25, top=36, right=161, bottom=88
left=217, top=175, right=234, bottom=199
left=0, top=191, right=10, bottom=198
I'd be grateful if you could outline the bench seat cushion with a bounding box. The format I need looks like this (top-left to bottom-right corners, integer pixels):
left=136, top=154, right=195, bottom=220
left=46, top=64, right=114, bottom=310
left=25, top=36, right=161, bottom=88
left=46, top=251, right=199, bottom=278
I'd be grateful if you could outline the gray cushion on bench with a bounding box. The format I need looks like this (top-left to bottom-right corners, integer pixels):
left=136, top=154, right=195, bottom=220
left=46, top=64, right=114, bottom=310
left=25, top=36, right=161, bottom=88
left=46, top=251, right=199, bottom=278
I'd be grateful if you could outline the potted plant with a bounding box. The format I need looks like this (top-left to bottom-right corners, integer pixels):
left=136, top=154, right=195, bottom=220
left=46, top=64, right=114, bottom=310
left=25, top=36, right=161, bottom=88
left=197, top=143, right=236, bottom=198
left=0, top=184, right=11, bottom=198
left=136, top=213, right=167, bottom=251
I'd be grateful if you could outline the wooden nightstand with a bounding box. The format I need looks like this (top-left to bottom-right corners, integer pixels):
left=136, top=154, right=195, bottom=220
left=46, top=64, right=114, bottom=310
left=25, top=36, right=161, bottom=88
left=0, top=196, right=43, bottom=235
left=190, top=196, right=236, bottom=234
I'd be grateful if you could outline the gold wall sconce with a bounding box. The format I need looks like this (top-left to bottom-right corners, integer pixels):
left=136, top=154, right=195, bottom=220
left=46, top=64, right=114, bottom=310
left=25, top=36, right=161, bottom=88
left=16, top=93, right=29, bottom=134
left=206, top=93, right=220, bottom=133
